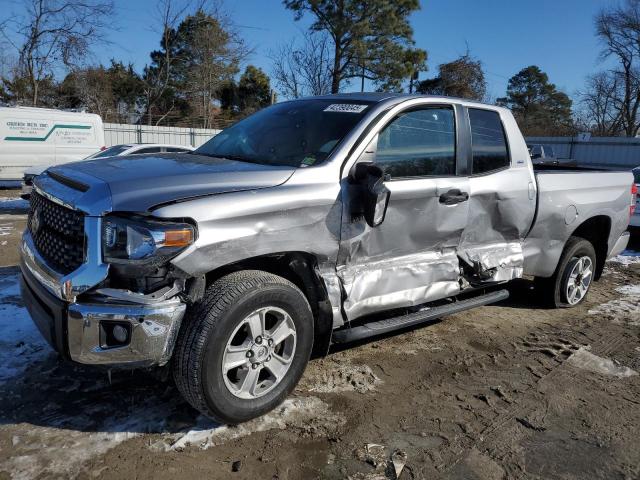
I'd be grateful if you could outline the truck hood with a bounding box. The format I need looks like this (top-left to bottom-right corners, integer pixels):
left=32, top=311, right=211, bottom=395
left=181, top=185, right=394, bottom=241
left=47, top=152, right=296, bottom=212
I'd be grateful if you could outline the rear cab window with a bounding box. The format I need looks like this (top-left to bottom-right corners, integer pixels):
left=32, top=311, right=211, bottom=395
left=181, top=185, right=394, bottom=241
left=468, top=108, right=510, bottom=174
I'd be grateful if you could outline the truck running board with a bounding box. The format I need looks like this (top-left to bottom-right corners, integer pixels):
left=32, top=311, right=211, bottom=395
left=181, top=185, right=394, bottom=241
left=331, top=289, right=510, bottom=344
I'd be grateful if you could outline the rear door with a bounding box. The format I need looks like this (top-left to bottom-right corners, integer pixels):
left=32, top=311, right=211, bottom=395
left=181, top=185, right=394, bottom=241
left=337, top=102, right=470, bottom=320
left=457, top=107, right=536, bottom=283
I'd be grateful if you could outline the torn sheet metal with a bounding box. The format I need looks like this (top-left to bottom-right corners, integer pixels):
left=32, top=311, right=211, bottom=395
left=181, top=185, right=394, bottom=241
left=458, top=241, right=524, bottom=283
left=318, top=270, right=345, bottom=328
left=457, top=169, right=532, bottom=284
left=337, top=176, right=469, bottom=321
left=338, top=250, right=460, bottom=320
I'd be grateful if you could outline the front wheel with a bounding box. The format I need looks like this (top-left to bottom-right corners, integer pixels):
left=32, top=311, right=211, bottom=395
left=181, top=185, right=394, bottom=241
left=173, top=270, right=314, bottom=424
left=535, top=236, right=596, bottom=308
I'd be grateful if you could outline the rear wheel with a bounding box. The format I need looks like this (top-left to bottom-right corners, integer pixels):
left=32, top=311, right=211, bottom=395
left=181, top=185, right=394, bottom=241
left=535, top=236, right=596, bottom=308
left=173, top=270, right=313, bottom=424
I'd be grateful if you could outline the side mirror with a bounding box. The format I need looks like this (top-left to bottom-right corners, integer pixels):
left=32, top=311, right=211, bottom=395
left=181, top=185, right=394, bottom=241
left=350, top=162, right=390, bottom=228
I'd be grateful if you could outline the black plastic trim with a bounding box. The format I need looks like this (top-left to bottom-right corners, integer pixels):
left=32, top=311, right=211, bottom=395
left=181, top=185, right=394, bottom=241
left=48, top=170, right=89, bottom=192
left=19, top=261, right=70, bottom=359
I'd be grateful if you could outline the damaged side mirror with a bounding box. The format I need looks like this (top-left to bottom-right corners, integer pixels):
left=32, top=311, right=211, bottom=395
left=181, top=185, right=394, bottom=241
left=350, top=162, right=391, bottom=228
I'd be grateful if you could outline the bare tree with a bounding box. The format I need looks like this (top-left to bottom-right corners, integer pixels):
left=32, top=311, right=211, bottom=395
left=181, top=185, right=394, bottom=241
left=72, top=67, right=114, bottom=117
left=0, top=0, right=115, bottom=106
left=270, top=33, right=332, bottom=99
left=595, top=0, right=640, bottom=136
left=579, top=71, right=625, bottom=136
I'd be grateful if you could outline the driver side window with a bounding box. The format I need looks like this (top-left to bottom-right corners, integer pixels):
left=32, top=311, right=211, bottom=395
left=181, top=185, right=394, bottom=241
left=375, top=107, right=456, bottom=179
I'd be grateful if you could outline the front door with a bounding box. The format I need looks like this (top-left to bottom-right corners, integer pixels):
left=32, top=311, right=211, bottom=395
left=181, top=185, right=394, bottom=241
left=337, top=104, right=470, bottom=320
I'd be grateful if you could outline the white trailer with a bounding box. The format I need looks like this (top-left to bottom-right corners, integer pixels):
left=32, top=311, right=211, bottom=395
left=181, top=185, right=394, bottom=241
left=0, top=106, right=105, bottom=180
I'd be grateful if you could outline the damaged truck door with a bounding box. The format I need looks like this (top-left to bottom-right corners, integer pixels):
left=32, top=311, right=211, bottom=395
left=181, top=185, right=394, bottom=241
left=456, top=108, right=536, bottom=284
left=338, top=105, right=472, bottom=320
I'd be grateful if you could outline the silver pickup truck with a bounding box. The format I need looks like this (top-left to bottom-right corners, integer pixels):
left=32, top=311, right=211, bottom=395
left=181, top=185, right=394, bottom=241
left=19, top=93, right=635, bottom=423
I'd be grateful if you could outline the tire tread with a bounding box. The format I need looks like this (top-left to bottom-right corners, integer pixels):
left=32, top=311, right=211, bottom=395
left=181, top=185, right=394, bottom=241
left=173, top=270, right=308, bottom=422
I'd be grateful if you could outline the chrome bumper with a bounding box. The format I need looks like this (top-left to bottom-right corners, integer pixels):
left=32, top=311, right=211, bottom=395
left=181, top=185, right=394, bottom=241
left=21, top=256, right=186, bottom=367
left=67, top=298, right=186, bottom=366
left=21, top=228, right=108, bottom=302
left=608, top=231, right=630, bottom=259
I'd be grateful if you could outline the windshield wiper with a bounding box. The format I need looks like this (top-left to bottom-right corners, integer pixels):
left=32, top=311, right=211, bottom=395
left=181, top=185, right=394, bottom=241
left=220, top=154, right=258, bottom=163
left=192, top=151, right=258, bottom=164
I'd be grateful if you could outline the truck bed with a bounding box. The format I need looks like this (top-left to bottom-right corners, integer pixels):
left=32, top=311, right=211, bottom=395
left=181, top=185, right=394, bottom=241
left=523, top=169, right=634, bottom=278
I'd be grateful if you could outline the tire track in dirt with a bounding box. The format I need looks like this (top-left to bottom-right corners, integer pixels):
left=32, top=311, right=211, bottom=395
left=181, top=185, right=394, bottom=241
left=433, top=329, right=630, bottom=475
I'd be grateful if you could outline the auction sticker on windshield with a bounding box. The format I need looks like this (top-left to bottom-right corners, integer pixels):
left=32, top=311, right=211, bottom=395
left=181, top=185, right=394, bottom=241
left=324, top=104, right=368, bottom=113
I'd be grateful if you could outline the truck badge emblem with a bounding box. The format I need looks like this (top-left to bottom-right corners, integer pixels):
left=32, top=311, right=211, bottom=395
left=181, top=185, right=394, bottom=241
left=31, top=208, right=41, bottom=234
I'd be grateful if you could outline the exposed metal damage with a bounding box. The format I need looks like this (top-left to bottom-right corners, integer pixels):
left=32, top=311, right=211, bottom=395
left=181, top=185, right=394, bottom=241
left=458, top=241, right=524, bottom=283
left=337, top=250, right=460, bottom=320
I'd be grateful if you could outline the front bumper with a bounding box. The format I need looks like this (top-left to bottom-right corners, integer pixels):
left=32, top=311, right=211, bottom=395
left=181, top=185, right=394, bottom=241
left=20, top=261, right=186, bottom=367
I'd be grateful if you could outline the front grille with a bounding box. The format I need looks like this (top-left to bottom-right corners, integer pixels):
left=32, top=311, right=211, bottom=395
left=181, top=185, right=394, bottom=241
left=28, top=191, right=86, bottom=275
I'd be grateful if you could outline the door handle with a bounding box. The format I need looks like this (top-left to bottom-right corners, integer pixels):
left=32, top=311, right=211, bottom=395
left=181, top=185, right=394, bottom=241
left=439, top=189, right=469, bottom=205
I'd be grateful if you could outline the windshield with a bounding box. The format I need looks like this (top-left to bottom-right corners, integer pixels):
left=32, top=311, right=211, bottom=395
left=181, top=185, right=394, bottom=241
left=87, top=145, right=130, bottom=159
left=195, top=99, right=373, bottom=167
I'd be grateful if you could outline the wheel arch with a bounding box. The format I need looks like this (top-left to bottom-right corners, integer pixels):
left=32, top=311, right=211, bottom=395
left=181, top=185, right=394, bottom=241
left=569, top=215, right=611, bottom=280
left=203, top=251, right=334, bottom=358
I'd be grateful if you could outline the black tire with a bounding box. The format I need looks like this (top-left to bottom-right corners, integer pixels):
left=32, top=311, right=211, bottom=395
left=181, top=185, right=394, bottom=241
left=173, top=270, right=314, bottom=424
left=535, top=236, right=597, bottom=308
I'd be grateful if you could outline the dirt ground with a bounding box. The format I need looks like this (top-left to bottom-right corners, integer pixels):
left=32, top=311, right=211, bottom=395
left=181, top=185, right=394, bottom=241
left=1, top=188, right=639, bottom=480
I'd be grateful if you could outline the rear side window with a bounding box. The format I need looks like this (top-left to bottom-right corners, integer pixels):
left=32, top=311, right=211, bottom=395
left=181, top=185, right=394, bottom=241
left=134, top=147, right=162, bottom=154
left=375, top=107, right=456, bottom=179
left=469, top=109, right=509, bottom=174
left=166, top=147, right=190, bottom=152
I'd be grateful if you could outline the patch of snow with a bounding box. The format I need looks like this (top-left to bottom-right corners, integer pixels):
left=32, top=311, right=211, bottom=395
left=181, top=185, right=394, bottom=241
left=0, top=274, right=52, bottom=383
left=616, top=284, right=640, bottom=295
left=162, top=396, right=345, bottom=451
left=3, top=399, right=179, bottom=480
left=588, top=283, right=640, bottom=324
left=567, top=347, right=638, bottom=378
left=607, top=253, right=640, bottom=266
left=0, top=197, right=29, bottom=210
left=0, top=223, right=14, bottom=236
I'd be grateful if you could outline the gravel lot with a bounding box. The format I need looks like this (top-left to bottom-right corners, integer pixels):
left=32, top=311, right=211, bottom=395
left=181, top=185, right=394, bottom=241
left=0, top=189, right=639, bottom=480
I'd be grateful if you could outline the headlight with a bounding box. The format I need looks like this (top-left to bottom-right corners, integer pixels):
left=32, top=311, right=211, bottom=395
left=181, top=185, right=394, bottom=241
left=102, top=215, right=195, bottom=263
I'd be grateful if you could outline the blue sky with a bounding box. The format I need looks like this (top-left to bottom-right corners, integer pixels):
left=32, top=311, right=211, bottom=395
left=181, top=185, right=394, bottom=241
left=4, top=0, right=617, bottom=100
